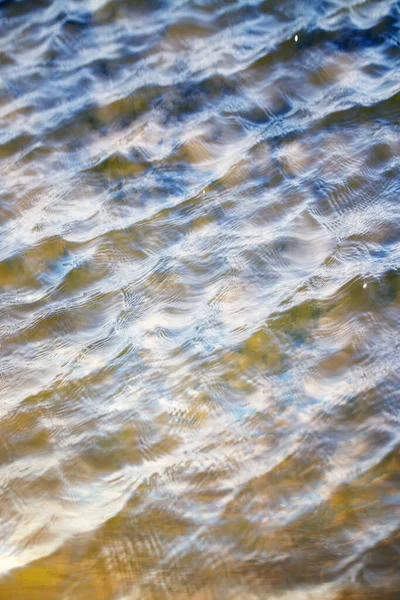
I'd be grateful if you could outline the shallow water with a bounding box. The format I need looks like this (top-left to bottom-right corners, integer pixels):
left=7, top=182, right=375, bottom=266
left=0, top=0, right=399, bottom=598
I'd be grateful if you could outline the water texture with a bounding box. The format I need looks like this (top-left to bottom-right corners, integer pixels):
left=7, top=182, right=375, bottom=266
left=0, top=0, right=399, bottom=598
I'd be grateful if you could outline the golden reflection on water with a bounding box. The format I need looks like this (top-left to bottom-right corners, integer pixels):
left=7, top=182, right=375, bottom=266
left=0, top=0, right=400, bottom=598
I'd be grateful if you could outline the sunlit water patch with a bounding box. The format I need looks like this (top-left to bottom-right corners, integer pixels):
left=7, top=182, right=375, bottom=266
left=0, top=0, right=399, bottom=598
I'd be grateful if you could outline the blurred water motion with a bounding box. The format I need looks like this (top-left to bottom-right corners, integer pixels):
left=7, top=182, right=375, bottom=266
left=0, top=0, right=399, bottom=598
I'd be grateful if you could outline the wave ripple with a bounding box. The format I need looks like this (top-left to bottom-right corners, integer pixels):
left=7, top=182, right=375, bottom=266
left=0, top=0, right=399, bottom=598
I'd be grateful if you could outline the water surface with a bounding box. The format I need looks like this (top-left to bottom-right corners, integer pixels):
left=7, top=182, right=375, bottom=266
left=0, top=0, right=399, bottom=598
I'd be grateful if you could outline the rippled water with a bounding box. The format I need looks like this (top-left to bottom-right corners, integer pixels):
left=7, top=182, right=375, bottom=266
left=0, top=0, right=399, bottom=598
